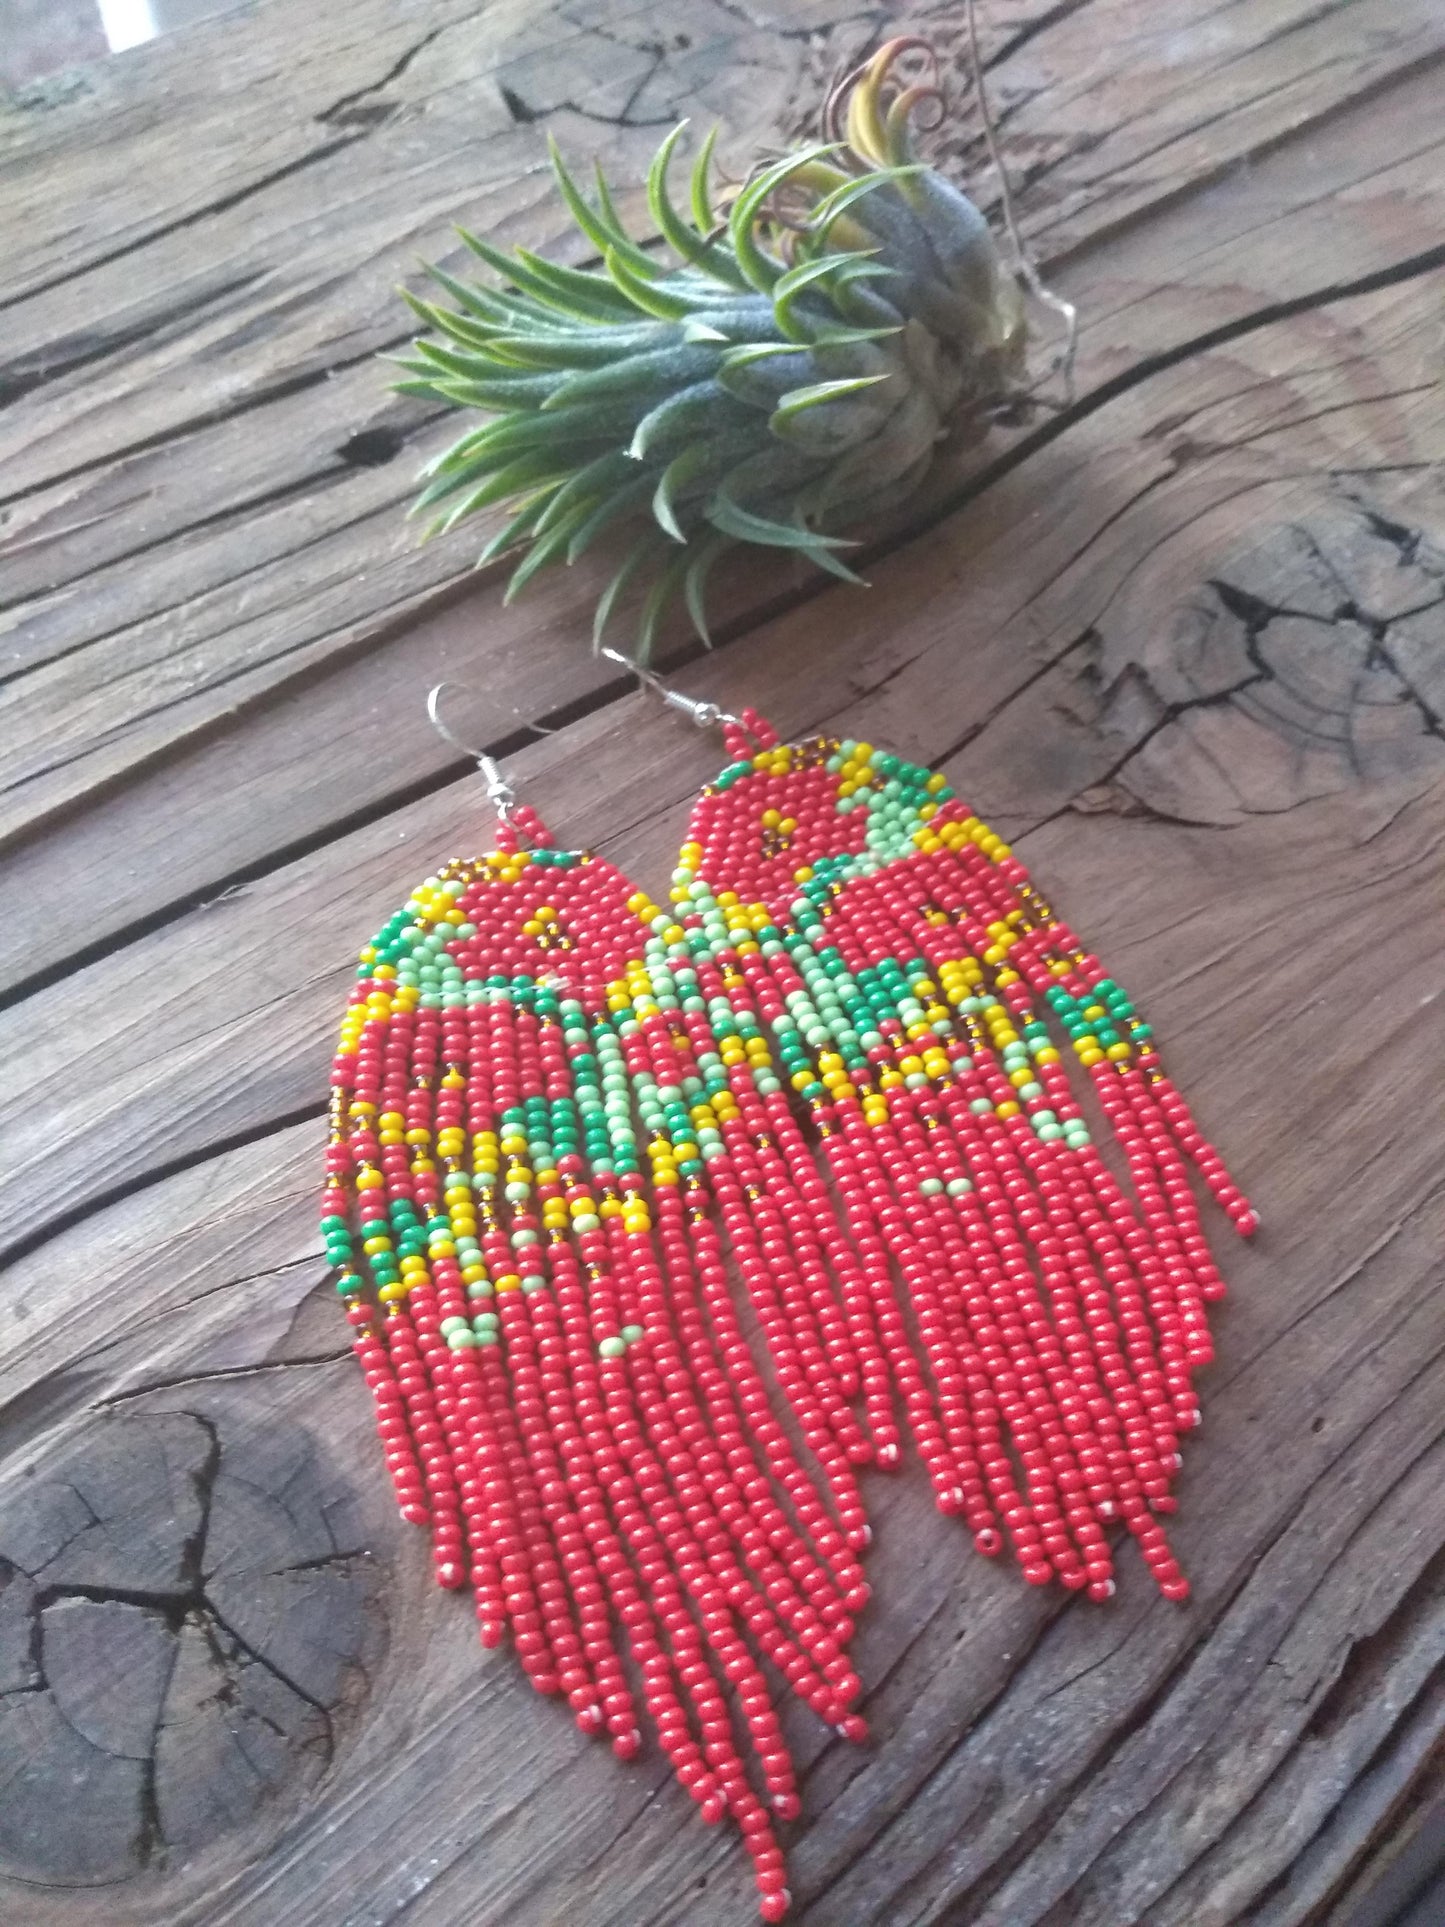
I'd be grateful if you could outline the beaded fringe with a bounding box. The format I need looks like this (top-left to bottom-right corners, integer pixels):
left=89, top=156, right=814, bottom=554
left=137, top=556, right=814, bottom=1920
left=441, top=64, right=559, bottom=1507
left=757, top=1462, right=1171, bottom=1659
left=321, top=717, right=1253, bottom=1919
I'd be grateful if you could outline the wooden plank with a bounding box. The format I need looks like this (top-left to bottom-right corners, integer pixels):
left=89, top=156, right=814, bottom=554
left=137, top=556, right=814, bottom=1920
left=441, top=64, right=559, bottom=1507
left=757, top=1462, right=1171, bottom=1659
left=3, top=61, right=1442, bottom=997
left=5, top=3, right=1445, bottom=1923
left=4, top=264, right=1444, bottom=1920
left=1, top=0, right=1439, bottom=898
left=4, top=262, right=1440, bottom=1265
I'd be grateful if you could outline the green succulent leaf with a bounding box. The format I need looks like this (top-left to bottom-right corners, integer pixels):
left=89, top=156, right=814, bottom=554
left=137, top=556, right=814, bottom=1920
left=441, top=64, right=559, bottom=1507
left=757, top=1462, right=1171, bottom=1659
left=647, top=122, right=749, bottom=289
left=726, top=144, right=841, bottom=292
left=546, top=137, right=661, bottom=282
left=689, top=126, right=722, bottom=237
left=400, top=43, right=1027, bottom=651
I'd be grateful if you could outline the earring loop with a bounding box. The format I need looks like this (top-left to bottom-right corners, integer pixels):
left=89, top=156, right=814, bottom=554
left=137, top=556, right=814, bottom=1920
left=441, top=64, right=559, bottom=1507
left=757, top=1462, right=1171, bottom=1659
left=426, top=681, right=520, bottom=823
left=599, top=647, right=743, bottom=733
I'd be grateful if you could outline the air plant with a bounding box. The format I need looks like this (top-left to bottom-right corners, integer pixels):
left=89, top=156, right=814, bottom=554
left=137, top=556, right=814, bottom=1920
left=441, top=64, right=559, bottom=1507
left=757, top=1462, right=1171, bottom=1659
left=397, top=36, right=1039, bottom=655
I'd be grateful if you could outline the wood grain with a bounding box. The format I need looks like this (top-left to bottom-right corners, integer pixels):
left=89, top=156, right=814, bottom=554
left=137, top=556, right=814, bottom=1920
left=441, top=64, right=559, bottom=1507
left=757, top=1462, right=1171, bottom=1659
left=2, top=1, right=1444, bottom=1922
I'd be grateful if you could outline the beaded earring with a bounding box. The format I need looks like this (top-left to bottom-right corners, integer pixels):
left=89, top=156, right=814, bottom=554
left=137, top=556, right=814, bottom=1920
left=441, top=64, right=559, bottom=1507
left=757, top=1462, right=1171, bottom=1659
left=666, top=696, right=1255, bottom=1603
left=322, top=690, right=871, bottom=1923
left=319, top=674, right=1254, bottom=1919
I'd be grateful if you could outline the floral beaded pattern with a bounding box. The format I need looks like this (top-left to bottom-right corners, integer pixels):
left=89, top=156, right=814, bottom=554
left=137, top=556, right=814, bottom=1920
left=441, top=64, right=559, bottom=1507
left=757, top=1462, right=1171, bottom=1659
left=668, top=720, right=1255, bottom=1598
left=323, top=823, right=885, bottom=1923
left=320, top=713, right=1253, bottom=1922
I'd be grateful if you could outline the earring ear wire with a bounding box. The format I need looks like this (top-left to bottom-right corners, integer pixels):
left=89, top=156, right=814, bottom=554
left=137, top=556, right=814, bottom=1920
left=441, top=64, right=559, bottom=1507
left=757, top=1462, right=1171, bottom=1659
left=427, top=680, right=520, bottom=824
left=600, top=646, right=742, bottom=733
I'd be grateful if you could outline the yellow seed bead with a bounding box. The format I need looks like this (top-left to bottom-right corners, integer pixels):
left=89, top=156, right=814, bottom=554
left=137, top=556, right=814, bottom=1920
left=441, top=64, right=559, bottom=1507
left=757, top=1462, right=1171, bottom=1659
left=996, top=1100, right=1021, bottom=1119
left=1106, top=1042, right=1132, bottom=1061
left=1036, top=1046, right=1061, bottom=1066
left=1078, top=1047, right=1105, bottom=1068
left=1010, top=1068, right=1033, bottom=1088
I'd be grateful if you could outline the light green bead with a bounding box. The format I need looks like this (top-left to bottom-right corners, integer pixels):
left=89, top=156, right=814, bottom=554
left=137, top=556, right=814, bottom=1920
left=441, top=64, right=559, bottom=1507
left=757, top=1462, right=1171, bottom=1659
left=447, top=1329, right=478, bottom=1349
left=919, top=1178, right=944, bottom=1196
left=945, top=1177, right=973, bottom=1197
left=439, top=1315, right=469, bottom=1336
left=599, top=1335, right=626, bottom=1360
left=621, top=1324, right=645, bottom=1344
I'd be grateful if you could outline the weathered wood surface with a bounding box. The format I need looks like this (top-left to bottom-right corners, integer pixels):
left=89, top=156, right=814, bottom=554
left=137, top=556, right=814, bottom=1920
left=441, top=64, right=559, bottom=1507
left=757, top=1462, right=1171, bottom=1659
left=2, top=2, right=1444, bottom=1923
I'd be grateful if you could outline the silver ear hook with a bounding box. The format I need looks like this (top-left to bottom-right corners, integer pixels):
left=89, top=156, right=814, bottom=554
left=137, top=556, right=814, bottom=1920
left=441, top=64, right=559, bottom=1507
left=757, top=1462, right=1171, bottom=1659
left=600, top=647, right=742, bottom=732
left=426, top=681, right=519, bottom=823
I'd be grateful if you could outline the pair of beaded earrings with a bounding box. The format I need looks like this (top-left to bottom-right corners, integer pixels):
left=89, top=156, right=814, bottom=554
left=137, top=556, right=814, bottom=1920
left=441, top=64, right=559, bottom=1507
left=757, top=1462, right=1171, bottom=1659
left=320, top=665, right=1254, bottom=1920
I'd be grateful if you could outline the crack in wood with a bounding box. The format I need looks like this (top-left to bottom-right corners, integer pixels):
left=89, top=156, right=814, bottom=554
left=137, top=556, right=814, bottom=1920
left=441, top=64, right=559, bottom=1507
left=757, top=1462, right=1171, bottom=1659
left=0, top=1408, right=377, bottom=1884
left=5, top=243, right=1439, bottom=1025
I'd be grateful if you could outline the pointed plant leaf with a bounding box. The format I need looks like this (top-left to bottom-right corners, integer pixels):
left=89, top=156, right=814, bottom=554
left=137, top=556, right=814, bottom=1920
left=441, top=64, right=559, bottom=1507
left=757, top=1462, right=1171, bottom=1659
left=706, top=482, right=855, bottom=554
left=683, top=531, right=731, bottom=645
left=472, top=324, right=670, bottom=371
left=565, top=473, right=654, bottom=562
left=547, top=136, right=661, bottom=281
left=603, top=248, right=699, bottom=321
left=593, top=532, right=666, bottom=649
left=689, top=125, right=722, bottom=236
left=504, top=498, right=602, bottom=601
left=772, top=373, right=892, bottom=421
left=651, top=445, right=710, bottom=543
left=459, top=226, right=630, bottom=326
left=808, top=164, right=925, bottom=242
left=647, top=122, right=750, bottom=289
left=532, top=449, right=636, bottom=535
left=411, top=449, right=563, bottom=516
left=726, top=144, right=841, bottom=292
